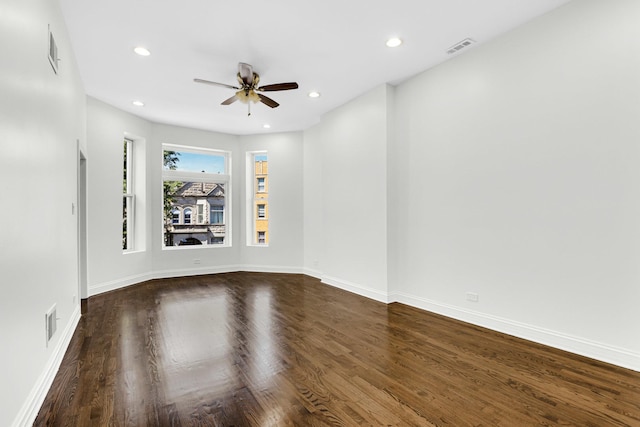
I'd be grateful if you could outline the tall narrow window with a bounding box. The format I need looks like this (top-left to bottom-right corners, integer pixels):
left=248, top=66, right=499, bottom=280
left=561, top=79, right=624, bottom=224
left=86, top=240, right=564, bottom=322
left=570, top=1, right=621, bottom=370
left=196, top=201, right=206, bottom=224
left=123, top=138, right=134, bottom=251
left=247, top=152, right=268, bottom=245
left=163, top=145, right=230, bottom=248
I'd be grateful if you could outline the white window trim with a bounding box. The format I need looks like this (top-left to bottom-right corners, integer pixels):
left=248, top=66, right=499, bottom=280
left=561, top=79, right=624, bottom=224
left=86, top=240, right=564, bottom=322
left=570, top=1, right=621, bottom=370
left=123, top=138, right=135, bottom=252
left=162, top=145, right=232, bottom=250
left=246, top=150, right=268, bottom=247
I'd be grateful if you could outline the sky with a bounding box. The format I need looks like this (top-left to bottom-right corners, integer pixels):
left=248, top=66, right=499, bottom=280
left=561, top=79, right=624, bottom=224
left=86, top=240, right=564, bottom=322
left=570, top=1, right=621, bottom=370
left=164, top=150, right=267, bottom=174
left=166, top=151, right=226, bottom=174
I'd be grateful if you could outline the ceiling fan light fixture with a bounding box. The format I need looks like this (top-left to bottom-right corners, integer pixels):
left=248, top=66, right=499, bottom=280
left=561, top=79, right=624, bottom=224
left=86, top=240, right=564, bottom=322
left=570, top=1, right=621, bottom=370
left=386, top=37, right=402, bottom=48
left=133, top=46, right=151, bottom=56
left=236, top=89, right=261, bottom=104
left=132, top=100, right=144, bottom=107
left=308, top=91, right=321, bottom=98
left=263, top=124, right=271, bottom=129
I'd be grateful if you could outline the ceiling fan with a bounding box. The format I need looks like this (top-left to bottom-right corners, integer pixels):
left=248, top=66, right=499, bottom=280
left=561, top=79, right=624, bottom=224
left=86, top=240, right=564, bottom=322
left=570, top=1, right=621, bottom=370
left=194, top=62, right=298, bottom=116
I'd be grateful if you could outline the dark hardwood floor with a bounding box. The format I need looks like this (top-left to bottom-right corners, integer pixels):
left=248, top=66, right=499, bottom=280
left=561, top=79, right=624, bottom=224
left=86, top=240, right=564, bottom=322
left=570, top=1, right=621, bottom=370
left=35, top=272, right=639, bottom=426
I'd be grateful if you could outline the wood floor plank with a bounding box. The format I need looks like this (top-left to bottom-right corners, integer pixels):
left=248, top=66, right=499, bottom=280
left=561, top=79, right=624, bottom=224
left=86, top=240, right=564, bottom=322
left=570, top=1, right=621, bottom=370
left=34, top=272, right=640, bottom=426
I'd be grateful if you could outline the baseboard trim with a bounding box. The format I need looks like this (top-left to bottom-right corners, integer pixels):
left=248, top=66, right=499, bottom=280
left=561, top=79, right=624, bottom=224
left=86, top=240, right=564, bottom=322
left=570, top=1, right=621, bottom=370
left=240, top=264, right=304, bottom=274
left=151, top=264, right=243, bottom=280
left=391, top=292, right=640, bottom=373
left=89, top=265, right=305, bottom=296
left=321, top=275, right=389, bottom=303
left=302, top=267, right=322, bottom=280
left=89, top=272, right=154, bottom=296
left=12, top=305, right=81, bottom=427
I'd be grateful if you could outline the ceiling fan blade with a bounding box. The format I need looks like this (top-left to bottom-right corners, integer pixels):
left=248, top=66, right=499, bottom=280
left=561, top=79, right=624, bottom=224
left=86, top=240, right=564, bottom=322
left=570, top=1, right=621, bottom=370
left=194, top=78, right=238, bottom=90
left=221, top=95, right=239, bottom=105
left=257, top=82, right=299, bottom=92
left=258, top=94, right=279, bottom=108
left=238, top=62, right=254, bottom=85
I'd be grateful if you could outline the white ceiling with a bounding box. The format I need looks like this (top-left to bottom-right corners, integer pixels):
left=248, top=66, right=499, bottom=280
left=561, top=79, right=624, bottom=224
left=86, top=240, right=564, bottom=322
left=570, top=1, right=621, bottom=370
left=59, top=0, right=571, bottom=135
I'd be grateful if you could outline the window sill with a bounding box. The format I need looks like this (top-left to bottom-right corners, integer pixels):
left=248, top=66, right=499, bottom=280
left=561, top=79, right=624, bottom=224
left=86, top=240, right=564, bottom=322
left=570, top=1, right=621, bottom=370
left=123, top=249, right=146, bottom=255
left=162, top=244, right=231, bottom=251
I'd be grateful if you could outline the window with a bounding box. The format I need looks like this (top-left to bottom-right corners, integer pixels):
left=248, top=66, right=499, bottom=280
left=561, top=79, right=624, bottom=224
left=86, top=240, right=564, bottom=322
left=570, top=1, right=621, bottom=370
left=196, top=201, right=206, bottom=224
left=163, top=145, right=230, bottom=248
left=123, top=138, right=134, bottom=251
left=247, top=152, right=268, bottom=246
left=210, top=205, right=224, bottom=224
left=171, top=208, right=180, bottom=224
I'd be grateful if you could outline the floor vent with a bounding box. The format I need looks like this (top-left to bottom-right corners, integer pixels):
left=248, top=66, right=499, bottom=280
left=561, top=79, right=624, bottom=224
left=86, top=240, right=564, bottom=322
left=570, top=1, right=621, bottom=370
left=447, top=38, right=476, bottom=55
left=45, top=305, right=57, bottom=346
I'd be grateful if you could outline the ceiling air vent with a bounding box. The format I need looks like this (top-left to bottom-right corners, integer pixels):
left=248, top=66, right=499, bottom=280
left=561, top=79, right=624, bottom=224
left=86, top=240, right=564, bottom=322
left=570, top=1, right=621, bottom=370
left=446, top=38, right=475, bottom=55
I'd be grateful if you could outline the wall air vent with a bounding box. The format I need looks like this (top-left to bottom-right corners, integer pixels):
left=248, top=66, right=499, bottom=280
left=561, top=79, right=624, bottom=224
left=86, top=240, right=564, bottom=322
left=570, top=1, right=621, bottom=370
left=45, top=304, right=57, bottom=346
left=446, top=38, right=476, bottom=55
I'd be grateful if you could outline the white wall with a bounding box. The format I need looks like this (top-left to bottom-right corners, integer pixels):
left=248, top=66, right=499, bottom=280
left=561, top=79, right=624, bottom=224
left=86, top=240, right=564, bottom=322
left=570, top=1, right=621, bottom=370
left=0, top=0, right=86, bottom=425
left=392, top=0, right=640, bottom=370
left=241, top=132, right=304, bottom=272
left=85, top=112, right=305, bottom=291
left=150, top=123, right=242, bottom=276
left=303, top=85, right=391, bottom=302
left=302, top=125, right=324, bottom=278
left=86, top=97, right=153, bottom=294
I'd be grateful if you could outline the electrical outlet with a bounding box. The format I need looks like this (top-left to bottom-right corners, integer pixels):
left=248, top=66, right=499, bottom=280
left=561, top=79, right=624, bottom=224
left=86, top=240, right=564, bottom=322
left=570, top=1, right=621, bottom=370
left=466, top=292, right=479, bottom=302
left=194, top=259, right=201, bottom=265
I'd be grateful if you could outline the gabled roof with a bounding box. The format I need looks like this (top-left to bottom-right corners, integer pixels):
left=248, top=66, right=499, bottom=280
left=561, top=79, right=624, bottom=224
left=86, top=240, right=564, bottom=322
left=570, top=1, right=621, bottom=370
left=174, top=182, right=224, bottom=197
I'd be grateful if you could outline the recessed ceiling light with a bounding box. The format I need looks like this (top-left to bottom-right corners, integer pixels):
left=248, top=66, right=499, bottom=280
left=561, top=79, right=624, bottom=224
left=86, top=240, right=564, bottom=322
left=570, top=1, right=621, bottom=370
left=132, top=100, right=144, bottom=107
left=263, top=124, right=271, bottom=129
left=386, top=37, right=402, bottom=48
left=308, top=91, right=321, bottom=98
left=133, top=46, right=150, bottom=56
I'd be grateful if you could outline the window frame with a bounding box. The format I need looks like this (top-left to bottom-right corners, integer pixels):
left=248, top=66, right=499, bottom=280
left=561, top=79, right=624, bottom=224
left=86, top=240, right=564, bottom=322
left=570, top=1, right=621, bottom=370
left=162, top=144, right=232, bottom=249
left=123, top=138, right=135, bottom=252
left=246, top=151, right=268, bottom=247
